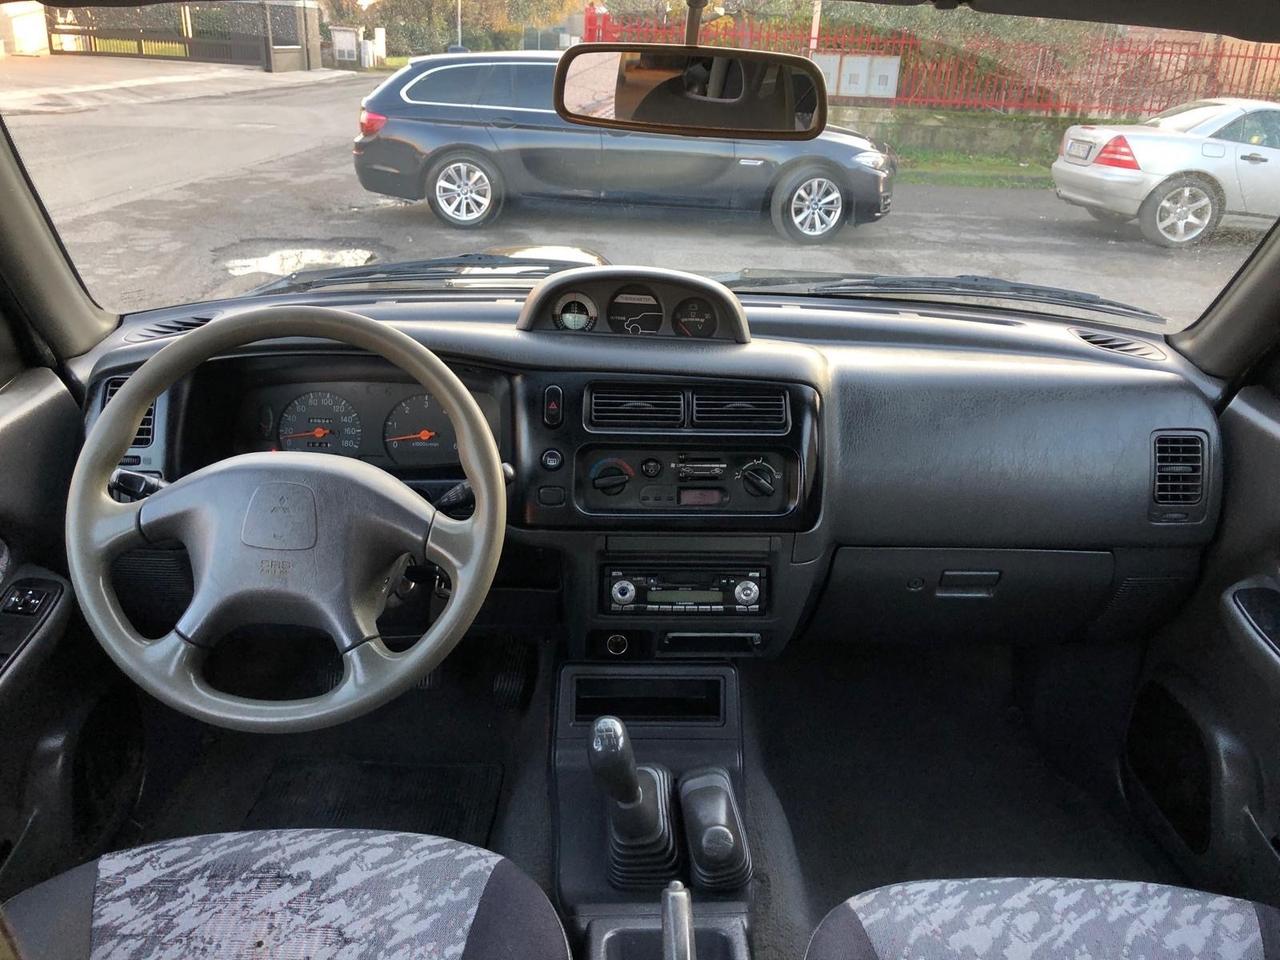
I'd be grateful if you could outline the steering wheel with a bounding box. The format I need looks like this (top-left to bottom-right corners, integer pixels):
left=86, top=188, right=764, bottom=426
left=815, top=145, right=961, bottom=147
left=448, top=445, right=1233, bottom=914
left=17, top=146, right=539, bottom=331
left=65, top=307, right=506, bottom=733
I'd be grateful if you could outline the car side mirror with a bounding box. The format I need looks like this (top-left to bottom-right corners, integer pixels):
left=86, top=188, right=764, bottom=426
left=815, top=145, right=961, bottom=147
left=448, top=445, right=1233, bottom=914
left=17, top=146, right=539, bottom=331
left=554, top=43, right=827, bottom=140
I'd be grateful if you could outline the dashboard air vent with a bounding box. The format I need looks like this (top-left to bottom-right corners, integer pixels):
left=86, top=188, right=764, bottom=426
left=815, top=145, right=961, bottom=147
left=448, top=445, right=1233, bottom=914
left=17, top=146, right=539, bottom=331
left=102, top=377, right=155, bottom=448
left=1153, top=433, right=1204, bottom=505
left=1074, top=329, right=1166, bottom=361
left=589, top=385, right=685, bottom=429
left=124, top=315, right=213, bottom=343
left=692, top=388, right=788, bottom=429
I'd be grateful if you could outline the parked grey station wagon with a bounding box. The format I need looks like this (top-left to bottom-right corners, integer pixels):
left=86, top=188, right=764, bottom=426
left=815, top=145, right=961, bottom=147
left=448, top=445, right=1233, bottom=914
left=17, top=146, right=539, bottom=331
left=354, top=51, right=894, bottom=243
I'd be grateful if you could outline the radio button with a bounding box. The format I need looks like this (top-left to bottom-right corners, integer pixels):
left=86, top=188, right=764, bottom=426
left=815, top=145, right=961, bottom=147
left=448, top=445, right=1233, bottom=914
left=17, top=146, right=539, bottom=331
left=611, top=580, right=637, bottom=605
left=733, top=580, right=761, bottom=606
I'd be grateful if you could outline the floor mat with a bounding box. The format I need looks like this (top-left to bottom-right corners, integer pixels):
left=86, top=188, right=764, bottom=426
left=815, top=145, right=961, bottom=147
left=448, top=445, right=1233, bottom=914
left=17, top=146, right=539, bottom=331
left=241, top=758, right=503, bottom=847
left=740, top=640, right=1181, bottom=934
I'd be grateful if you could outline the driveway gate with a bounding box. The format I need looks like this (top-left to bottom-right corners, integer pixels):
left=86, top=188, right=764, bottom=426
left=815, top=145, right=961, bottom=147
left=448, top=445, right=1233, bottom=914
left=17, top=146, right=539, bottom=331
left=45, top=3, right=269, bottom=66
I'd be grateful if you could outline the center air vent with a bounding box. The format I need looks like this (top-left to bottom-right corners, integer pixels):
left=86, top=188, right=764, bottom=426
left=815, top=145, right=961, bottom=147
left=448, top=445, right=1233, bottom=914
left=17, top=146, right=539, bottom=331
left=1074, top=329, right=1166, bottom=361
left=124, top=315, right=213, bottom=343
left=692, top=388, right=788, bottom=429
left=588, top=385, right=685, bottom=429
left=1153, top=433, right=1204, bottom=506
left=102, top=377, right=155, bottom=448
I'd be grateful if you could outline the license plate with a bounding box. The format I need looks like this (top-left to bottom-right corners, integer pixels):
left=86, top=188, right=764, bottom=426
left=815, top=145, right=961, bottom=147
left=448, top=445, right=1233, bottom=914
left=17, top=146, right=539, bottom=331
left=1067, top=139, right=1092, bottom=159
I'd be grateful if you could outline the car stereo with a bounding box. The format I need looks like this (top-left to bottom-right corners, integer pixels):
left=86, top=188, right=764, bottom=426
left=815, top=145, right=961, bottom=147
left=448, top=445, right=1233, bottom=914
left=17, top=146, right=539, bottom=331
left=604, top=567, right=766, bottom=615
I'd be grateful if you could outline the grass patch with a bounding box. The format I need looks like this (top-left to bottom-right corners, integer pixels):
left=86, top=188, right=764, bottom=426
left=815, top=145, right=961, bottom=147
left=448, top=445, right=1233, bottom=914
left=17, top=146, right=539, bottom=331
left=383, top=55, right=412, bottom=69
left=895, top=148, right=1053, bottom=189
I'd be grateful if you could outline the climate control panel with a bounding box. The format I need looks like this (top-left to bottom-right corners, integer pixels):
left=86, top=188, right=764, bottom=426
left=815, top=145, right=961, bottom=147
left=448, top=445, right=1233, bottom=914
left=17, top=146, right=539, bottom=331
left=577, top=449, right=793, bottom=514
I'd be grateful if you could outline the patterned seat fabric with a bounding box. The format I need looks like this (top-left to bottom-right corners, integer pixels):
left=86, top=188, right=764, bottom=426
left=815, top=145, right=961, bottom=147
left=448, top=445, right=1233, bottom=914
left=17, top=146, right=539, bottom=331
left=805, top=877, right=1280, bottom=960
left=2, top=828, right=570, bottom=960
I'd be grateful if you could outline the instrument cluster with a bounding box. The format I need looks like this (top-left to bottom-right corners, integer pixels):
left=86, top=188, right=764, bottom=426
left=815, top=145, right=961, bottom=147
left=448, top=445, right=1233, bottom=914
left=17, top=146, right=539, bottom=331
left=237, top=380, right=501, bottom=473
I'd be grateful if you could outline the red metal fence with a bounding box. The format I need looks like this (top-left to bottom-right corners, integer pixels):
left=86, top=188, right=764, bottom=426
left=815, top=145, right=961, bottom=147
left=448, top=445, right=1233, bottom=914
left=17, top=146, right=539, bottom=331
left=596, top=16, right=1280, bottom=117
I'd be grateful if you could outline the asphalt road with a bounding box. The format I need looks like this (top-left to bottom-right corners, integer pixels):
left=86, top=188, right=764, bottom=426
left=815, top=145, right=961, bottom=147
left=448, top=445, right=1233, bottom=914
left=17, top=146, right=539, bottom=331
left=6, top=73, right=1266, bottom=329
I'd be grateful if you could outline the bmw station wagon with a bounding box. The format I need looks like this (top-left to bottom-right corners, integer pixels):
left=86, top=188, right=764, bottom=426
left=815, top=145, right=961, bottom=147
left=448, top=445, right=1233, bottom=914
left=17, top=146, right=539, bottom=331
left=353, top=51, right=894, bottom=242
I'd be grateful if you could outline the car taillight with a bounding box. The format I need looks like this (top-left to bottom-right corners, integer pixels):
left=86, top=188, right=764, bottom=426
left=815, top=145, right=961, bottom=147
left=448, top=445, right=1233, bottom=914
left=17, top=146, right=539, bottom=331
left=1093, top=135, right=1140, bottom=170
left=359, top=109, right=387, bottom=137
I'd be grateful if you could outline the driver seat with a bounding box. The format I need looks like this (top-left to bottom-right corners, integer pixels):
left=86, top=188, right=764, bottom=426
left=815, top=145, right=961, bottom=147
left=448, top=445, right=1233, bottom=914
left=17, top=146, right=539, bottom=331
left=0, top=828, right=570, bottom=960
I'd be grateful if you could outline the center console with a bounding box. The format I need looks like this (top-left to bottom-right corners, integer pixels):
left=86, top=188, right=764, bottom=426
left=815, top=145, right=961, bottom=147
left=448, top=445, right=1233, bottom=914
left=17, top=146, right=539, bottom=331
left=512, top=373, right=822, bottom=663
left=555, top=664, right=752, bottom=960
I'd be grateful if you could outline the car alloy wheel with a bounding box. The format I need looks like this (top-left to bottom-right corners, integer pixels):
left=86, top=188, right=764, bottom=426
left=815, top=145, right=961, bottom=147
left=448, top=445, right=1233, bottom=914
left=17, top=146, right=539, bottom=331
left=435, top=161, right=493, bottom=224
left=1154, top=184, right=1213, bottom=243
left=789, top=177, right=843, bottom=238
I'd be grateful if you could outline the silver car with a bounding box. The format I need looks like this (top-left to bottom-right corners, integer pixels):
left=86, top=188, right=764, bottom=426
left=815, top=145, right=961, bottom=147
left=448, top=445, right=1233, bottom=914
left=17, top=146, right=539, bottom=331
left=1051, top=98, right=1280, bottom=247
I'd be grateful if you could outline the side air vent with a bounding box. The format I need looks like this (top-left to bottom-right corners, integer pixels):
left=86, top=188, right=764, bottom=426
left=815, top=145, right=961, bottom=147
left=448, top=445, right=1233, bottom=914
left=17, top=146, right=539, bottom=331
left=102, top=377, right=155, bottom=448
left=1153, top=433, right=1204, bottom=506
left=588, top=385, right=685, bottom=429
left=692, top=388, right=788, bottom=429
left=1074, top=328, right=1167, bottom=361
left=124, top=315, right=213, bottom=343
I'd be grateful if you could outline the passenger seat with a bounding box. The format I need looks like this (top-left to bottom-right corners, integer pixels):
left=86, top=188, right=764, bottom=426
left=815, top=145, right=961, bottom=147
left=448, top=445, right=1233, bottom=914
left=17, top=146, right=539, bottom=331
left=804, top=877, right=1280, bottom=959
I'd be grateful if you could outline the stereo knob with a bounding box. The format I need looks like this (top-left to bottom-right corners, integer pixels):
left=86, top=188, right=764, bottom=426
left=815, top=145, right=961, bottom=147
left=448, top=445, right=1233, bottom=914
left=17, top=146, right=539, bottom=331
left=733, top=580, right=760, bottom=606
left=593, top=465, right=630, bottom=496
left=611, top=580, right=637, bottom=605
left=740, top=463, right=776, bottom=497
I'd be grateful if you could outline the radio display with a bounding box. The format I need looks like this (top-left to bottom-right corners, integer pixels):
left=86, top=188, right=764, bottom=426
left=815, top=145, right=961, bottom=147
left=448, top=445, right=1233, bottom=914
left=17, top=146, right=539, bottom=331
left=649, top=589, right=722, bottom=604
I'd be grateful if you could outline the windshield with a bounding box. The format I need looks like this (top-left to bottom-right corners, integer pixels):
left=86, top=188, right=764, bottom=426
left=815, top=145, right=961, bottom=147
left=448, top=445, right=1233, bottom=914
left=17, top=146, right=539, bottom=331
left=3, top=1, right=1277, bottom=332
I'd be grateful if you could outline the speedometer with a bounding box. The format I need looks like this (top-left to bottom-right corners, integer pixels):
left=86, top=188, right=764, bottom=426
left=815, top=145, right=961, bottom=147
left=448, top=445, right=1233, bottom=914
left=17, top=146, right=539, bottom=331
left=277, top=391, right=362, bottom=455
left=553, top=293, right=598, bottom=331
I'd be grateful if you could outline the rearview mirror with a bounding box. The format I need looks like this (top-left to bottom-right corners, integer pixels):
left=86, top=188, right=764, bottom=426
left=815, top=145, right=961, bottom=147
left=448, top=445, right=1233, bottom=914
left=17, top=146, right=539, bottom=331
left=554, top=44, right=827, bottom=140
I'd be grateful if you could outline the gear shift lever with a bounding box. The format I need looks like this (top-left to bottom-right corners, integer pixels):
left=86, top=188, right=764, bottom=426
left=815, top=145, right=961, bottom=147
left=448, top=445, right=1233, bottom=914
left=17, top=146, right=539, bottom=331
left=590, top=716, right=642, bottom=804
left=588, top=716, right=680, bottom=888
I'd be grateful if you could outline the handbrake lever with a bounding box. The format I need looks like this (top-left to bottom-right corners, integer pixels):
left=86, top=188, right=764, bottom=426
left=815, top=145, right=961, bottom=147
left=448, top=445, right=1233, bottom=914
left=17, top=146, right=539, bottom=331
left=662, top=881, right=697, bottom=960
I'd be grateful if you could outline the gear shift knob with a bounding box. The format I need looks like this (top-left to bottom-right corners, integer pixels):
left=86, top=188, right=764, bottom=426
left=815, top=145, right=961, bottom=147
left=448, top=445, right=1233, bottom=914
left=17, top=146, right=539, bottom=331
left=589, top=716, right=642, bottom=805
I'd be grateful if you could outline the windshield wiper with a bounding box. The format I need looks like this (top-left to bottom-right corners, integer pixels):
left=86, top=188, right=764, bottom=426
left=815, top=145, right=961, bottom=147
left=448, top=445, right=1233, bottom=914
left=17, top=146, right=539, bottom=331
left=721, top=271, right=1165, bottom=324
left=251, top=253, right=587, bottom=295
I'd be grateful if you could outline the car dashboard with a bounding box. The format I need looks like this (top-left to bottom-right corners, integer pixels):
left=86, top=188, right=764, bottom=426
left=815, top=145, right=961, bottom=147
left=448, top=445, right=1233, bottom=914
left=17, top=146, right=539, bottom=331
left=73, top=267, right=1223, bottom=662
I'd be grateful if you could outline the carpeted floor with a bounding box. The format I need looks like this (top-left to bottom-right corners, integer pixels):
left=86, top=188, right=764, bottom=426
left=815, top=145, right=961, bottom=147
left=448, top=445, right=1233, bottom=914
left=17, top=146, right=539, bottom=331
left=739, top=637, right=1181, bottom=953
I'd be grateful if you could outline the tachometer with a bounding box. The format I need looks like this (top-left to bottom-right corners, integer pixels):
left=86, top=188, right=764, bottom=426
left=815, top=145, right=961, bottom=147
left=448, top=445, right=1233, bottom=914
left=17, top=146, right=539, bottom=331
left=672, top=297, right=719, bottom=339
left=553, top=293, right=598, bottom=331
left=608, top=287, right=663, bottom=335
left=278, top=391, right=362, bottom=455
left=383, top=394, right=457, bottom=467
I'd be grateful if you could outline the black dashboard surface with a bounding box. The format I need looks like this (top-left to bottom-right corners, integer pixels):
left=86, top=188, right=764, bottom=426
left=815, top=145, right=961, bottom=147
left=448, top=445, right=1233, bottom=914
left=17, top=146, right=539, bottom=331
left=75, top=277, right=1223, bottom=553
left=72, top=271, right=1225, bottom=660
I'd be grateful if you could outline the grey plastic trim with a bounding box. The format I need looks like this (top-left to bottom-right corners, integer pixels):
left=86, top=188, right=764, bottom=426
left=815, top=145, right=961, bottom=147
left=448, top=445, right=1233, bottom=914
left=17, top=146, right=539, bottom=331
left=0, top=120, right=115, bottom=357
left=516, top=266, right=751, bottom=343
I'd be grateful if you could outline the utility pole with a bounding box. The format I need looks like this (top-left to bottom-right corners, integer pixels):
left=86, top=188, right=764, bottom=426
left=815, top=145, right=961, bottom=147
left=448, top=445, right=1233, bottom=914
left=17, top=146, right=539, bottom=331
left=456, top=0, right=462, bottom=47
left=808, top=0, right=822, bottom=57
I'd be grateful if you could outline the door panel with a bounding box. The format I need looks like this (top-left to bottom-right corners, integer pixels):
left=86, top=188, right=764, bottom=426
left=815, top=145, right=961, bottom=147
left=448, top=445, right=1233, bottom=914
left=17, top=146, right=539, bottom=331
left=1221, top=109, right=1280, bottom=216
left=0, top=354, right=118, bottom=900
left=482, top=63, right=601, bottom=198
left=1125, top=384, right=1280, bottom=905
left=600, top=130, right=740, bottom=208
